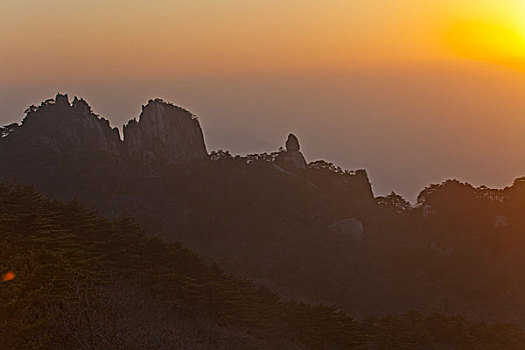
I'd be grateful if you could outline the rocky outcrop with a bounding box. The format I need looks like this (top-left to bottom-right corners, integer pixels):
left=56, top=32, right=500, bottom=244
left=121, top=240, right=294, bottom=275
left=285, top=133, right=300, bottom=151
left=4, top=93, right=122, bottom=154
left=344, top=169, right=374, bottom=201
left=275, top=133, right=307, bottom=170
left=123, top=99, right=207, bottom=163
left=1, top=94, right=208, bottom=164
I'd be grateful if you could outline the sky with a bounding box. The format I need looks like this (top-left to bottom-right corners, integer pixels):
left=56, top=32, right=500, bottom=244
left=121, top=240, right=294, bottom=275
left=2, top=0, right=525, bottom=200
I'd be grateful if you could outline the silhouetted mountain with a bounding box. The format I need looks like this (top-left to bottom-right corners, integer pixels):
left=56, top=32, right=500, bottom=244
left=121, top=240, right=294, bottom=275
left=2, top=94, right=122, bottom=154
left=3, top=94, right=525, bottom=330
left=124, top=98, right=207, bottom=163
left=1, top=93, right=207, bottom=163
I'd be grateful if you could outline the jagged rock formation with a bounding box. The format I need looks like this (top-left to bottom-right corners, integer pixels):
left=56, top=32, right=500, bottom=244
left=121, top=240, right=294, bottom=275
left=0, top=94, right=208, bottom=164
left=123, top=99, right=207, bottom=163
left=285, top=133, right=300, bottom=151
left=275, top=133, right=307, bottom=170
left=2, top=93, right=122, bottom=154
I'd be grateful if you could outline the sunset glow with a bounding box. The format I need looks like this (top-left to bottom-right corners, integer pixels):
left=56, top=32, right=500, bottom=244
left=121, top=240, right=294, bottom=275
left=2, top=0, right=525, bottom=81
left=3, top=1, right=525, bottom=199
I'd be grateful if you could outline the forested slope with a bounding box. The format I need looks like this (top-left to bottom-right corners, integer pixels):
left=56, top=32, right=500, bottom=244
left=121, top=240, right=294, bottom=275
left=2, top=184, right=525, bottom=349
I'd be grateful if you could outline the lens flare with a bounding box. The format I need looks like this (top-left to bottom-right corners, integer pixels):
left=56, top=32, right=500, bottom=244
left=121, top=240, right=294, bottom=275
left=1, top=271, right=15, bottom=282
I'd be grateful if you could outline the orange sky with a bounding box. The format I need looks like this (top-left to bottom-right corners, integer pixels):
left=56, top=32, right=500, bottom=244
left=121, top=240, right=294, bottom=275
left=2, top=0, right=525, bottom=80
left=2, top=1, right=525, bottom=200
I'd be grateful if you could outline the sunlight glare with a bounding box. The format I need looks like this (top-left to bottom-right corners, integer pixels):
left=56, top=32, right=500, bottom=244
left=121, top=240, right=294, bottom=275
left=1, top=271, right=15, bottom=282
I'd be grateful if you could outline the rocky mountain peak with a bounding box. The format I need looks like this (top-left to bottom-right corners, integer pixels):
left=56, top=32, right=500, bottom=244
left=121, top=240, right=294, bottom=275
left=123, top=98, right=207, bottom=163
left=3, top=93, right=122, bottom=154
left=285, top=133, right=300, bottom=151
left=1, top=95, right=209, bottom=164
left=276, top=133, right=307, bottom=170
left=72, top=96, right=92, bottom=115
left=55, top=93, right=70, bottom=107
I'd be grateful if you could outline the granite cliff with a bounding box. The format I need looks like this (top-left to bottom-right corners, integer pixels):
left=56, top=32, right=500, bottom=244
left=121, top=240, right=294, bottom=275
left=0, top=94, right=208, bottom=163
left=124, top=99, right=207, bottom=163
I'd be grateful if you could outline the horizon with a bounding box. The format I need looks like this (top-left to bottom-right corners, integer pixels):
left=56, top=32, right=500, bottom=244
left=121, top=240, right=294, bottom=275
left=2, top=0, right=525, bottom=200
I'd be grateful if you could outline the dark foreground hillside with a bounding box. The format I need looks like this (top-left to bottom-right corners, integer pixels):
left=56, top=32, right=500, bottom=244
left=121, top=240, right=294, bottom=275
left=1, top=184, right=525, bottom=350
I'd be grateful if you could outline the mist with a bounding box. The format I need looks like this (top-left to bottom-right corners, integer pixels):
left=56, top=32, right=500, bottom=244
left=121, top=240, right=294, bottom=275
left=2, top=61, right=525, bottom=201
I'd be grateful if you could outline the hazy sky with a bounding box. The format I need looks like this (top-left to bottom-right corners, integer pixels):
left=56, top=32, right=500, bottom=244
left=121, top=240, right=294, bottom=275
left=2, top=0, right=525, bottom=200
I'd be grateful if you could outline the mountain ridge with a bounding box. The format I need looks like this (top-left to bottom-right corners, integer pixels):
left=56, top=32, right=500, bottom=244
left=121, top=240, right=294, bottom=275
left=1, top=93, right=208, bottom=164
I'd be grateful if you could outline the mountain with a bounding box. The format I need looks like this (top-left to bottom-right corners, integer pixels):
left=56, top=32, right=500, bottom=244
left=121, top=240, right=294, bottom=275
left=2, top=94, right=121, bottom=155
left=123, top=98, right=207, bottom=163
left=3, top=94, right=525, bottom=328
left=1, top=93, right=207, bottom=163
left=2, top=184, right=524, bottom=350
